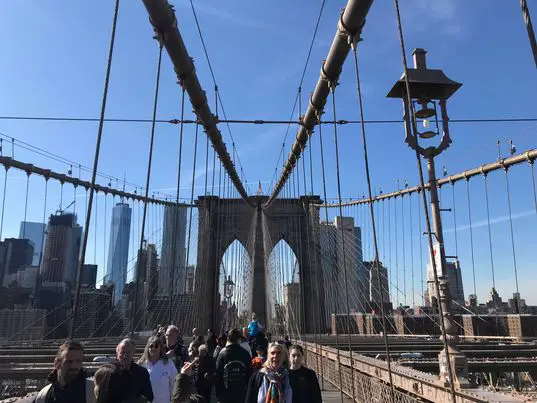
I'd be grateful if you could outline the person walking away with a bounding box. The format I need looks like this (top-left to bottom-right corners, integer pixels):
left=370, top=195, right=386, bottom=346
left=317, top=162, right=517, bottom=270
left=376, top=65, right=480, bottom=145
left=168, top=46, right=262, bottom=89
left=115, top=338, right=154, bottom=402
left=213, top=333, right=227, bottom=359
left=205, top=329, right=217, bottom=356
left=34, top=340, right=95, bottom=403
left=251, top=345, right=266, bottom=370
left=138, top=336, right=177, bottom=403
left=240, top=327, right=252, bottom=357
left=189, top=336, right=203, bottom=359
left=166, top=325, right=189, bottom=372
left=93, top=363, right=134, bottom=403
left=194, top=345, right=215, bottom=403
left=288, top=345, right=321, bottom=403
left=248, top=313, right=260, bottom=338
left=215, top=328, right=252, bottom=403
left=283, top=336, right=292, bottom=350
left=245, top=342, right=292, bottom=403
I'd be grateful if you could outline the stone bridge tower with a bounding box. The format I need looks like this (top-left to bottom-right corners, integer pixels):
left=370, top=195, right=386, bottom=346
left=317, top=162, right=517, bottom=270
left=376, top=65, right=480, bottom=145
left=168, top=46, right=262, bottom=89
left=193, top=195, right=325, bottom=334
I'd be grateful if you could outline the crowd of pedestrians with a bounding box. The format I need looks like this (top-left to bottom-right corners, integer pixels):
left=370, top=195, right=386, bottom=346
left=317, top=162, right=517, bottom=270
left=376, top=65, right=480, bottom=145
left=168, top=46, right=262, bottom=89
left=35, top=313, right=322, bottom=403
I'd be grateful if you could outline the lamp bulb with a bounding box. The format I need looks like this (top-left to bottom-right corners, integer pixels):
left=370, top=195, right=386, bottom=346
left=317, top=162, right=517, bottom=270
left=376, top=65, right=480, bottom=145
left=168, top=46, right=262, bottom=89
left=422, top=119, right=430, bottom=129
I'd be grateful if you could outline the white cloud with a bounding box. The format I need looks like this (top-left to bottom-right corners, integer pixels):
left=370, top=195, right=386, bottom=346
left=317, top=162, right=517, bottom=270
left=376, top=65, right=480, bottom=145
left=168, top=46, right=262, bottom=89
left=444, top=209, right=535, bottom=233
left=404, top=0, right=463, bottom=39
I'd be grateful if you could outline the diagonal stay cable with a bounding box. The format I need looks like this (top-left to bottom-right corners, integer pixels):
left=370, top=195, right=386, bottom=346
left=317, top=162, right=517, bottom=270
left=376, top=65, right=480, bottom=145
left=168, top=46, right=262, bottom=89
left=269, top=0, right=326, bottom=193
left=393, top=0, right=457, bottom=401
left=70, top=0, right=120, bottom=339
left=188, top=0, right=249, bottom=193
left=349, top=39, right=395, bottom=398
left=130, top=43, right=164, bottom=337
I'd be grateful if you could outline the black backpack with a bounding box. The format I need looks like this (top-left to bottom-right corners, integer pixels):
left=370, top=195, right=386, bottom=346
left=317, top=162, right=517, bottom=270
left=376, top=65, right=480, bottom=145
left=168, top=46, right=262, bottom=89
left=223, top=359, right=248, bottom=389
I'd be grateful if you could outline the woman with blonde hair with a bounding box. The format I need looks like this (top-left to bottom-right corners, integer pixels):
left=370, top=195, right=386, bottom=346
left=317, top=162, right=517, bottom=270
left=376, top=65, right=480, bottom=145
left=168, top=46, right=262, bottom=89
left=138, top=335, right=177, bottom=403
left=245, top=342, right=292, bottom=403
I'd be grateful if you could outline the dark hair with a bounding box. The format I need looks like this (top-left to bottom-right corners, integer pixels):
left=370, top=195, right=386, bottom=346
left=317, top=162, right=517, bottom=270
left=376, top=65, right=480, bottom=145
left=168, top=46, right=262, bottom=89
left=94, top=363, right=125, bottom=403
left=256, top=345, right=266, bottom=353
left=289, top=345, right=304, bottom=355
left=186, top=394, right=207, bottom=403
left=228, top=328, right=242, bottom=344
left=56, top=340, right=84, bottom=360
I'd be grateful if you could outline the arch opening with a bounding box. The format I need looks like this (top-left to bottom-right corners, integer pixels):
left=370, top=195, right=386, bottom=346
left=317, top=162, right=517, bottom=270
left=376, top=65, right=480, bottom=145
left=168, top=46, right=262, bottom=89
left=267, top=239, right=301, bottom=338
left=218, top=239, right=252, bottom=332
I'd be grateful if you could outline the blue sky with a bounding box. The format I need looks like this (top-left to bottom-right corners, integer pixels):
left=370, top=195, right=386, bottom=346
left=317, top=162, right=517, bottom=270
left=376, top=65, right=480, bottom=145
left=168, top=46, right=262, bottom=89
left=0, top=1, right=536, bottom=305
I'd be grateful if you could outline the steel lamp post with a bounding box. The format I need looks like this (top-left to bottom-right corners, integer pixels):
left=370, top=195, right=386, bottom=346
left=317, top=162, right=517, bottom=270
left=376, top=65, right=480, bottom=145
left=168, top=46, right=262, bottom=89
left=388, top=48, right=470, bottom=389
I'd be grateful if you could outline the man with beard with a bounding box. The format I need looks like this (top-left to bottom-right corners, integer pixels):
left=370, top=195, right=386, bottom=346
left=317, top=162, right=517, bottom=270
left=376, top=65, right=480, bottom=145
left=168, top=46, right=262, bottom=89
left=115, top=338, right=154, bottom=401
left=34, top=340, right=95, bottom=403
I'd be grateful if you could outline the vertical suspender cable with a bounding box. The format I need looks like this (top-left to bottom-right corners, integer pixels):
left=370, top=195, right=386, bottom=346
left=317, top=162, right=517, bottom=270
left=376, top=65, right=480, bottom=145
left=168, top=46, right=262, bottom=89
left=169, top=87, right=186, bottom=324
left=184, top=122, right=199, bottom=326
left=483, top=173, right=496, bottom=290
left=22, top=173, right=30, bottom=237
left=417, top=191, right=424, bottom=305
left=130, top=43, right=163, bottom=337
left=465, top=179, right=477, bottom=300
left=393, top=0, right=457, bottom=400
left=71, top=0, right=120, bottom=339
left=0, top=168, right=9, bottom=240
left=394, top=185, right=399, bottom=305
left=451, top=183, right=459, bottom=257
left=317, top=112, right=344, bottom=403
left=211, top=148, right=216, bottom=195
left=350, top=42, right=395, bottom=396
left=503, top=167, right=520, bottom=311
left=329, top=86, right=355, bottom=402
left=530, top=159, right=537, bottom=213
left=521, top=0, right=537, bottom=68
left=409, top=193, right=415, bottom=308
left=40, top=179, right=49, bottom=267
left=401, top=194, right=406, bottom=306
left=204, top=135, right=209, bottom=195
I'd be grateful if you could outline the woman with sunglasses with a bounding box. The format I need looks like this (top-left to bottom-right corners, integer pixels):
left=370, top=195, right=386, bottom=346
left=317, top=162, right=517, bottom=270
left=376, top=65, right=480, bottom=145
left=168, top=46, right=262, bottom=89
left=138, top=336, right=178, bottom=403
left=245, top=342, right=293, bottom=403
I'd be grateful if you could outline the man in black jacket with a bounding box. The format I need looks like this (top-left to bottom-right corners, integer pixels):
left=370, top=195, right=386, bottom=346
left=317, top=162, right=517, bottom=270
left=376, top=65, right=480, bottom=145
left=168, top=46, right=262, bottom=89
left=34, top=340, right=94, bottom=403
left=215, top=328, right=252, bottom=403
left=115, top=338, right=154, bottom=402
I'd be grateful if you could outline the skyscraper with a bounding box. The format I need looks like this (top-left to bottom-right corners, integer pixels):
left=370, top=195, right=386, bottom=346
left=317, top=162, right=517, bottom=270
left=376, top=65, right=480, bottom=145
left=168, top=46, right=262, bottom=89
left=0, top=238, right=34, bottom=276
left=364, top=260, right=390, bottom=311
left=106, top=202, right=132, bottom=305
left=427, top=259, right=465, bottom=309
left=40, top=213, right=82, bottom=286
left=320, top=217, right=366, bottom=315
left=19, top=222, right=47, bottom=266
left=160, top=205, right=187, bottom=296
left=283, top=282, right=301, bottom=333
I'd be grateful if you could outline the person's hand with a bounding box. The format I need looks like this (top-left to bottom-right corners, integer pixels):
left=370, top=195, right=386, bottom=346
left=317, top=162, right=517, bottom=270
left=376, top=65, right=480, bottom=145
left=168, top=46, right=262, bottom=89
left=181, top=362, right=194, bottom=376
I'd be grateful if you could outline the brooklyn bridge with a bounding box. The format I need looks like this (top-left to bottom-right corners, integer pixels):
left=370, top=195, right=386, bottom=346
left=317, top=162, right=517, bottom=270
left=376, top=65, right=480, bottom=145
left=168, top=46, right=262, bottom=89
left=1, top=0, right=537, bottom=402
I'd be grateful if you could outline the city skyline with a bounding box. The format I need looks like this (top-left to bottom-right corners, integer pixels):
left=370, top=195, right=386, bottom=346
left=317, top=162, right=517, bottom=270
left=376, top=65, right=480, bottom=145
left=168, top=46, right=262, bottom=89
left=0, top=1, right=535, bottom=307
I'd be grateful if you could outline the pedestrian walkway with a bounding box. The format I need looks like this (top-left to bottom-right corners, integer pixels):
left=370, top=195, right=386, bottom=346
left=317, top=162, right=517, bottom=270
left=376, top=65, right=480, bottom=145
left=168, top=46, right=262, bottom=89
left=321, top=380, right=353, bottom=402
